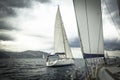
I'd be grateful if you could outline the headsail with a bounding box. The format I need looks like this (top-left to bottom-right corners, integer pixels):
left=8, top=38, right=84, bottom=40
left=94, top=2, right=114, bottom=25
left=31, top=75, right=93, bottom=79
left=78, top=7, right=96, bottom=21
left=73, top=0, right=104, bottom=58
left=54, top=7, right=73, bottom=58
left=62, top=22, right=73, bottom=58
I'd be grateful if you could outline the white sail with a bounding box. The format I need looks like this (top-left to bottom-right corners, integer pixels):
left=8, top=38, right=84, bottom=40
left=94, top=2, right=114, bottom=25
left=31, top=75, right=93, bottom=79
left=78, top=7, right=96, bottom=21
left=54, top=7, right=65, bottom=53
left=73, top=0, right=104, bottom=58
left=62, top=24, right=73, bottom=58
left=54, top=7, right=73, bottom=58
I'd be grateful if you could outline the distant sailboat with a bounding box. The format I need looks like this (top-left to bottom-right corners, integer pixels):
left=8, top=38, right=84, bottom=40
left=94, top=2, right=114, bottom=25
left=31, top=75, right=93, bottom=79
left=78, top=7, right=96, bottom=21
left=42, top=54, right=45, bottom=59
left=46, top=6, right=74, bottom=67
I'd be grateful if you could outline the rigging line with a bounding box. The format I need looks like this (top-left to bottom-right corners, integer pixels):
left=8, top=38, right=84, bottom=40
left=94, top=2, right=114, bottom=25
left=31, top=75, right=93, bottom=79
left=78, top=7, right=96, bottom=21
left=73, top=0, right=90, bottom=78
left=99, top=0, right=105, bottom=65
left=104, top=0, right=120, bottom=38
left=97, top=14, right=103, bottom=56
left=84, top=0, right=96, bottom=78
left=97, top=15, right=105, bottom=64
left=84, top=0, right=94, bottom=75
left=95, top=11, right=103, bottom=76
left=84, top=0, right=92, bottom=78
left=97, top=15, right=101, bottom=54
left=85, top=0, right=91, bottom=55
left=93, top=13, right=102, bottom=76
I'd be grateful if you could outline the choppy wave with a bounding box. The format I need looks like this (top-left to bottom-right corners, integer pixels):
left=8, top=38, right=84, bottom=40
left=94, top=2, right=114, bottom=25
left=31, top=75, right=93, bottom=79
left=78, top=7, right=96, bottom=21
left=0, top=58, right=85, bottom=80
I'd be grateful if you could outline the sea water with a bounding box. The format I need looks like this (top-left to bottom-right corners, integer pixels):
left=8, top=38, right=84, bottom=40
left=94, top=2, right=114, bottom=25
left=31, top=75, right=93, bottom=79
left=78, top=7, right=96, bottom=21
left=0, top=58, right=86, bottom=80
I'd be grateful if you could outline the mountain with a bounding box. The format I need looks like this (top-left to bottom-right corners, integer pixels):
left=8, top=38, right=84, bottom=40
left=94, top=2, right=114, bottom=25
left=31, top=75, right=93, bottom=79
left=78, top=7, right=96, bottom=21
left=0, top=50, right=49, bottom=58
left=0, top=51, right=10, bottom=58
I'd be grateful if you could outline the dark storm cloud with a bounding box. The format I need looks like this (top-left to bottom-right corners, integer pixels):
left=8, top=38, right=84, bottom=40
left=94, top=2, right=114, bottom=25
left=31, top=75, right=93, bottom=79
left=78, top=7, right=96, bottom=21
left=0, top=3, right=16, bottom=17
left=101, top=0, right=120, bottom=50
left=0, top=0, right=51, bottom=18
left=70, top=38, right=80, bottom=47
left=0, top=21, right=17, bottom=30
left=35, top=0, right=51, bottom=3
left=0, top=0, right=31, bottom=8
left=103, top=0, right=120, bottom=28
left=0, top=34, right=14, bottom=41
left=0, top=0, right=32, bottom=18
left=117, top=0, right=120, bottom=13
left=104, top=39, right=120, bottom=50
left=70, top=38, right=120, bottom=50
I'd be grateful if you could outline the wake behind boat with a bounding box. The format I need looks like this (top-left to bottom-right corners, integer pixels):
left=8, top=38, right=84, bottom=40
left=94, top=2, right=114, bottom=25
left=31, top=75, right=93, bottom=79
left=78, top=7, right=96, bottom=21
left=46, top=6, right=74, bottom=67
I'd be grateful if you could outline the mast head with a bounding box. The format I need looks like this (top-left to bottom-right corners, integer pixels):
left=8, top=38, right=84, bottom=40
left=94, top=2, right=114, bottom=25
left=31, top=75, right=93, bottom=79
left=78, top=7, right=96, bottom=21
left=57, top=5, right=60, bottom=11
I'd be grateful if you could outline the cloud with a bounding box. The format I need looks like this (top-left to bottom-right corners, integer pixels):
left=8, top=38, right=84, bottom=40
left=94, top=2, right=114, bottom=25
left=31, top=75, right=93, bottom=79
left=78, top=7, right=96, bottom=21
left=70, top=37, right=120, bottom=50
left=117, top=0, right=120, bottom=14
left=0, top=4, right=16, bottom=18
left=36, top=0, right=51, bottom=3
left=0, top=0, right=31, bottom=8
left=104, top=38, right=120, bottom=50
left=102, top=0, right=120, bottom=29
left=70, top=38, right=80, bottom=47
left=0, top=21, right=17, bottom=30
left=101, top=0, right=120, bottom=50
left=0, top=0, right=33, bottom=18
left=0, top=34, right=14, bottom=41
left=27, top=34, right=48, bottom=38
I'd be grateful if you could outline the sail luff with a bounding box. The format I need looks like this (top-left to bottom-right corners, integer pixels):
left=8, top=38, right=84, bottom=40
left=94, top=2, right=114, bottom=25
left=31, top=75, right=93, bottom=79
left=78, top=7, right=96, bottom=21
left=73, top=0, right=104, bottom=58
left=73, top=0, right=84, bottom=57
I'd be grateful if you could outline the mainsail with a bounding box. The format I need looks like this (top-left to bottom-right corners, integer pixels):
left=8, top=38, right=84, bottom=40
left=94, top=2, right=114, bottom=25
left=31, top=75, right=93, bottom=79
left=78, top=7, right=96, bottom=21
left=54, top=7, right=73, bottom=58
left=73, top=0, right=104, bottom=58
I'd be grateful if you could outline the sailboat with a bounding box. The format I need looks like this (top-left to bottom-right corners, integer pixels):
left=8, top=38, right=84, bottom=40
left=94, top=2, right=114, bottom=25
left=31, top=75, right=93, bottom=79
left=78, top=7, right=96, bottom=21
left=42, top=54, right=45, bottom=59
left=46, top=6, right=74, bottom=67
left=73, top=0, right=120, bottom=80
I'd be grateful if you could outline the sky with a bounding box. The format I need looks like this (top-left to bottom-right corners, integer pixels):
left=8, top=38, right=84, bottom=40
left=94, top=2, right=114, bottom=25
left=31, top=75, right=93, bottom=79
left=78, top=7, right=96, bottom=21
left=0, top=0, right=120, bottom=55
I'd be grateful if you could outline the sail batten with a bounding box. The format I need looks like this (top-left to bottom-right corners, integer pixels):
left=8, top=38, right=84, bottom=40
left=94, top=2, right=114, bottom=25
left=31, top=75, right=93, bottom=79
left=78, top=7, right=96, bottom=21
left=73, top=0, right=104, bottom=58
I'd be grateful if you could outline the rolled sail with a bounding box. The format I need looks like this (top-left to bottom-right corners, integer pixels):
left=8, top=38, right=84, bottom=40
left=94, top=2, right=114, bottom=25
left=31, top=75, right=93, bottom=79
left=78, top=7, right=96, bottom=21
left=73, top=0, right=104, bottom=58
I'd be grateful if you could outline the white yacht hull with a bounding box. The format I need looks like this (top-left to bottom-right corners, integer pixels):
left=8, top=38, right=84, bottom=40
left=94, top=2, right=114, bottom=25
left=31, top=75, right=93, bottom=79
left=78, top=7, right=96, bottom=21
left=46, top=59, right=74, bottom=67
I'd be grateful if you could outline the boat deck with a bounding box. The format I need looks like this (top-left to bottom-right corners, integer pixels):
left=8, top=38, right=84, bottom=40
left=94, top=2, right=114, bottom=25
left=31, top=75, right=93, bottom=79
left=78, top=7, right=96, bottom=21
left=105, top=65, right=120, bottom=80
left=98, top=65, right=120, bottom=80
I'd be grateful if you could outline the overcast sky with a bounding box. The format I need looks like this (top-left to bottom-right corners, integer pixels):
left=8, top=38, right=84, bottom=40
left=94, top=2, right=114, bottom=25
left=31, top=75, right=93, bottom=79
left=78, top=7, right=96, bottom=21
left=0, top=0, right=120, bottom=53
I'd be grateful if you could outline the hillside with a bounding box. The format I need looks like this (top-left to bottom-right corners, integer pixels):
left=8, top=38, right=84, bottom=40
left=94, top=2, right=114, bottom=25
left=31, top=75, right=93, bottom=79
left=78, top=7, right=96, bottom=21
left=0, top=50, right=49, bottom=58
